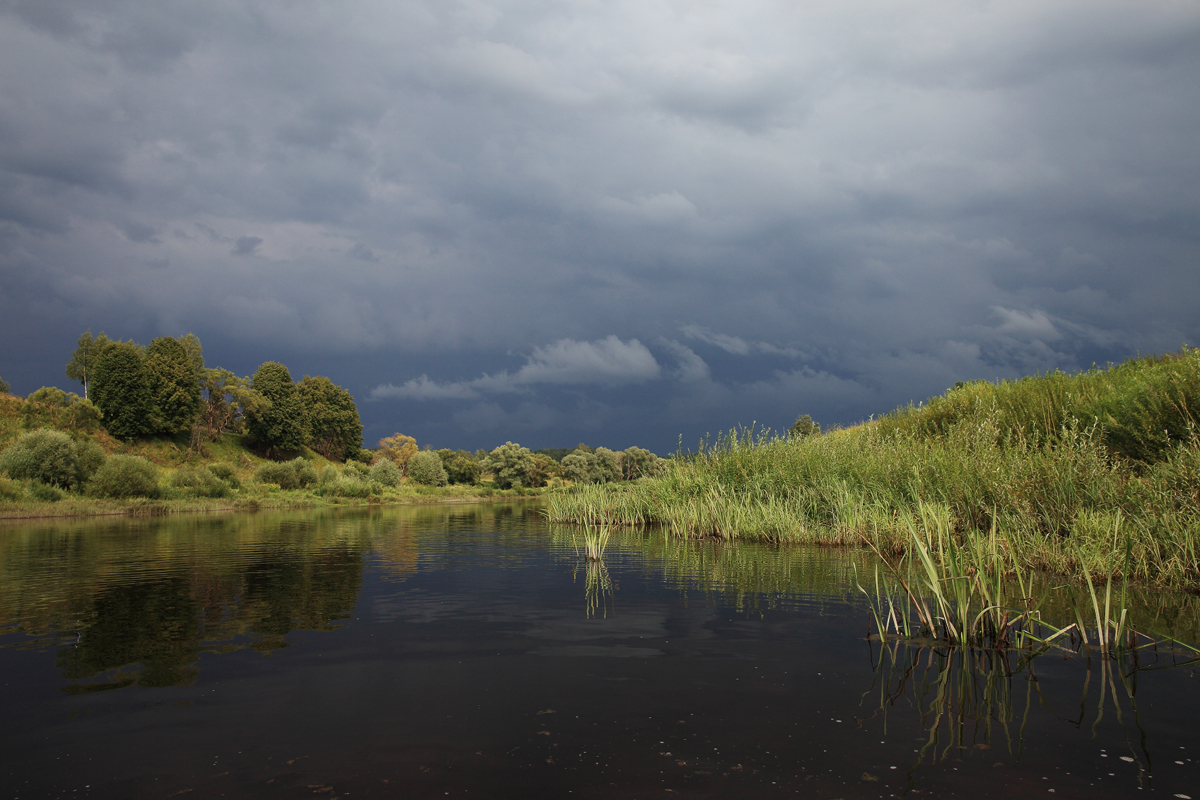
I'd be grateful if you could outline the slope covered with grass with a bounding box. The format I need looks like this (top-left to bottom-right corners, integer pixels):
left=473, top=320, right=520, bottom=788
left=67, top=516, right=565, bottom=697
left=546, top=348, right=1200, bottom=589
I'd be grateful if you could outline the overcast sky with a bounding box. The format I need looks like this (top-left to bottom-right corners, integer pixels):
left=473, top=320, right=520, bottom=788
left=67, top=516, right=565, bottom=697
left=2, top=0, right=1198, bottom=454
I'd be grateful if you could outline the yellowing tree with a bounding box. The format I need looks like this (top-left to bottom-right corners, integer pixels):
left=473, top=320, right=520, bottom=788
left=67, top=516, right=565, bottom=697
left=376, top=433, right=418, bottom=475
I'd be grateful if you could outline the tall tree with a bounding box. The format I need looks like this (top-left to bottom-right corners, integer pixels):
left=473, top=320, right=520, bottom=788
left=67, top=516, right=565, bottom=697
left=245, top=362, right=307, bottom=458
left=146, top=336, right=201, bottom=435
left=90, top=341, right=155, bottom=440
left=297, top=375, right=363, bottom=461
left=65, top=330, right=112, bottom=400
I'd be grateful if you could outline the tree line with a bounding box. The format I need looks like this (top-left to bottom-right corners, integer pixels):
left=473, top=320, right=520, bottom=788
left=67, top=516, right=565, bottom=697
left=63, top=330, right=363, bottom=460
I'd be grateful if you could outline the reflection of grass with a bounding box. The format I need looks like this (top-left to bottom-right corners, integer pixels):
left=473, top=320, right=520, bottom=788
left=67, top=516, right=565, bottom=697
left=866, top=638, right=1191, bottom=787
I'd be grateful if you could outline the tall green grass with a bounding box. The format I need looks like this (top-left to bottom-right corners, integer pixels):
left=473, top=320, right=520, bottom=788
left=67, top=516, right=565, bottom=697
left=545, top=348, right=1200, bottom=590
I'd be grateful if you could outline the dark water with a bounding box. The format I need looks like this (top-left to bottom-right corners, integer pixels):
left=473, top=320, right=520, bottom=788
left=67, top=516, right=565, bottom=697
left=1, top=503, right=1198, bottom=799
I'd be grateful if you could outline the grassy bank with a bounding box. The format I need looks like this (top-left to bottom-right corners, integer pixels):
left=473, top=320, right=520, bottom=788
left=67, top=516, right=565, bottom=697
left=546, top=348, right=1200, bottom=590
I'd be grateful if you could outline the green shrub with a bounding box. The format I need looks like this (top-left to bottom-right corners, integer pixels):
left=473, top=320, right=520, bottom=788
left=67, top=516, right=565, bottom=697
left=254, top=458, right=318, bottom=490
left=409, top=450, right=448, bottom=486
left=348, top=460, right=371, bottom=477
left=0, top=428, right=79, bottom=489
left=0, top=477, right=22, bottom=500
left=171, top=465, right=230, bottom=498
left=74, top=439, right=107, bottom=484
left=208, top=463, right=240, bottom=488
left=368, top=458, right=402, bottom=487
left=316, top=466, right=377, bottom=497
left=29, top=482, right=66, bottom=502
left=88, top=455, right=161, bottom=499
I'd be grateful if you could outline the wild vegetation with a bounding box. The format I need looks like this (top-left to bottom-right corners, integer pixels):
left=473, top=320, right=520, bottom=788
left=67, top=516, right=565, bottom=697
left=546, top=348, right=1200, bottom=592
left=0, top=333, right=668, bottom=517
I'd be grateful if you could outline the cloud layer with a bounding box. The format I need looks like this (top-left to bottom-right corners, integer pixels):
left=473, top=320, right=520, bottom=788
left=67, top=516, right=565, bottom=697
left=1, top=0, right=1197, bottom=452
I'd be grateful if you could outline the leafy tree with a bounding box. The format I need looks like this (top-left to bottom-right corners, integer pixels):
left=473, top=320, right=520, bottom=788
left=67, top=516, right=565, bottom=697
left=0, top=375, right=9, bottom=394
left=593, top=447, right=622, bottom=482
left=297, top=375, right=363, bottom=461
left=529, top=453, right=563, bottom=487
left=789, top=414, right=821, bottom=438
left=408, top=450, right=448, bottom=486
left=179, top=333, right=205, bottom=381
left=197, top=368, right=258, bottom=441
left=482, top=442, right=536, bottom=489
left=146, top=337, right=201, bottom=435
left=562, top=451, right=601, bottom=484
left=435, top=449, right=481, bottom=485
left=65, top=330, right=112, bottom=400
left=91, top=341, right=155, bottom=440
left=245, top=362, right=307, bottom=458
left=377, top=433, right=418, bottom=474
left=619, top=446, right=661, bottom=480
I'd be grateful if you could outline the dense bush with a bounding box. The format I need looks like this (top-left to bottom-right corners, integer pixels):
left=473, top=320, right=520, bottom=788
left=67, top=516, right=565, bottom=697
left=171, top=465, right=230, bottom=498
left=368, top=458, right=402, bottom=487
left=88, top=455, right=160, bottom=499
left=316, top=466, right=378, bottom=497
left=208, top=463, right=240, bottom=488
left=254, top=458, right=318, bottom=489
left=0, top=428, right=80, bottom=489
left=28, top=483, right=66, bottom=502
left=408, top=451, right=448, bottom=486
left=74, top=439, right=108, bottom=484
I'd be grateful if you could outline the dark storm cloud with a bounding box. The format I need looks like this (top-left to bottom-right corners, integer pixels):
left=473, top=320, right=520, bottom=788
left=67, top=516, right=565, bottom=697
left=1, top=0, right=1197, bottom=450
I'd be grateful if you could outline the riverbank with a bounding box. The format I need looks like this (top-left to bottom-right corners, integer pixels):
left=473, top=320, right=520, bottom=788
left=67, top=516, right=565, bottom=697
left=546, top=348, right=1200, bottom=591
left=0, top=484, right=546, bottom=520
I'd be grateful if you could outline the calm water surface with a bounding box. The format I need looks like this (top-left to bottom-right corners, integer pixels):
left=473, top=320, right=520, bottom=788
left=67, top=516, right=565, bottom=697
left=1, top=503, right=1198, bottom=799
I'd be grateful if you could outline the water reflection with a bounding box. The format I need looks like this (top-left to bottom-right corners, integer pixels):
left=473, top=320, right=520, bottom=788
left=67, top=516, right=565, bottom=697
left=864, top=636, right=1199, bottom=791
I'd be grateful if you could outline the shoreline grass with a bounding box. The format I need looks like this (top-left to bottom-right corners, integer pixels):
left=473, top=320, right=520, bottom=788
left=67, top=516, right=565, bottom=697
left=545, top=348, right=1200, bottom=591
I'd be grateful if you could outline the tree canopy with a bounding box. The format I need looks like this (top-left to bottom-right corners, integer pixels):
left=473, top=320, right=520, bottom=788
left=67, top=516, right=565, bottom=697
left=297, top=375, right=363, bottom=461
left=90, top=341, right=155, bottom=440
left=245, top=362, right=308, bottom=457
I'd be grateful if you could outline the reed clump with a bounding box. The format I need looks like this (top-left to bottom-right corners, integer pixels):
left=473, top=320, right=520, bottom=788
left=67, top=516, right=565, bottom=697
left=544, top=348, right=1200, bottom=590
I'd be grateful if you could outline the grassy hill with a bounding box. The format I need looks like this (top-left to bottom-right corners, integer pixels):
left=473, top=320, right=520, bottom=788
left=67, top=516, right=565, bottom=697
left=547, top=347, right=1200, bottom=589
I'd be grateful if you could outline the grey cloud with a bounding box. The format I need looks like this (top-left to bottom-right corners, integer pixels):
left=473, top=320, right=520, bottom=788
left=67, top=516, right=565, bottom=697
left=0, top=1, right=1196, bottom=450
left=233, top=236, right=262, bottom=256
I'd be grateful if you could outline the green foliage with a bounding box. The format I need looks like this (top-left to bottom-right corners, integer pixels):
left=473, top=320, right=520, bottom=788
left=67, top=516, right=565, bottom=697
left=65, top=330, right=111, bottom=400
left=368, top=458, right=402, bottom=487
left=789, top=414, right=821, bottom=438
left=482, top=442, right=536, bottom=489
left=529, top=453, right=563, bottom=487
left=874, top=348, right=1200, bottom=466
left=146, top=336, right=202, bottom=435
left=88, top=455, right=160, bottom=499
left=74, top=439, right=108, bottom=484
left=29, top=482, right=66, bottom=502
left=408, top=450, right=448, bottom=486
left=0, top=428, right=80, bottom=489
left=18, top=387, right=101, bottom=434
left=435, top=449, right=482, bottom=485
left=170, top=465, right=230, bottom=498
left=245, top=362, right=307, bottom=456
left=297, top=375, right=362, bottom=461
left=316, top=465, right=378, bottom=497
left=563, top=448, right=621, bottom=484
left=0, top=375, right=9, bottom=394
left=27, top=386, right=71, bottom=406
left=91, top=341, right=155, bottom=440
left=254, top=457, right=318, bottom=490
left=208, top=462, right=240, bottom=488
left=376, top=433, right=418, bottom=474
left=619, top=446, right=661, bottom=480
